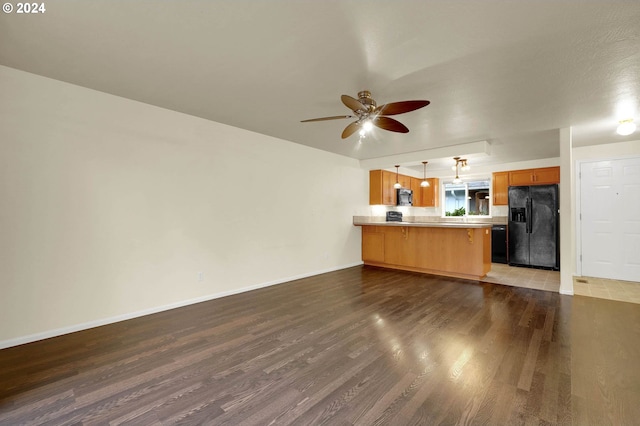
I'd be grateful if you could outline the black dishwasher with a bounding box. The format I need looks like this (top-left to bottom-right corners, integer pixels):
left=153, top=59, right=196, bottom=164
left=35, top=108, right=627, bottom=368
left=491, top=225, right=507, bottom=264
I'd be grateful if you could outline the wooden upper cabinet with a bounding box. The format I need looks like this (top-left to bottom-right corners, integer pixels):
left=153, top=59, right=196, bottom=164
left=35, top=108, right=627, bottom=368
left=410, top=177, right=422, bottom=207
left=397, top=173, right=410, bottom=189
left=411, top=177, right=439, bottom=207
left=369, top=170, right=397, bottom=205
left=533, top=166, right=560, bottom=185
left=492, top=171, right=509, bottom=205
left=509, top=169, right=536, bottom=186
left=508, top=166, right=560, bottom=186
left=370, top=170, right=439, bottom=206
left=420, top=178, right=440, bottom=207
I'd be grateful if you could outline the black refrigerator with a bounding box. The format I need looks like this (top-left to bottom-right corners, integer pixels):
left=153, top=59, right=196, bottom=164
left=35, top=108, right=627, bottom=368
left=508, top=184, right=559, bottom=270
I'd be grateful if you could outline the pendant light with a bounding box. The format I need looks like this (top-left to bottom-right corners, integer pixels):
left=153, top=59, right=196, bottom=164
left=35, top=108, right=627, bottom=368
left=394, top=165, right=402, bottom=189
left=451, top=157, right=460, bottom=171
left=452, top=157, right=463, bottom=184
left=420, top=161, right=430, bottom=187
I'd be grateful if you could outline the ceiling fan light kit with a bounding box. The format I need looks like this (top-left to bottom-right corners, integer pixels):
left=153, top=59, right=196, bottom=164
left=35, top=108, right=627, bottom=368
left=301, top=90, right=430, bottom=139
left=617, top=118, right=636, bottom=136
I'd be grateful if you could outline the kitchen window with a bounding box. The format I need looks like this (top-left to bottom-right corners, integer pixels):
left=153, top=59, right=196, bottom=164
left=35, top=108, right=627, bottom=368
left=443, top=180, right=491, bottom=217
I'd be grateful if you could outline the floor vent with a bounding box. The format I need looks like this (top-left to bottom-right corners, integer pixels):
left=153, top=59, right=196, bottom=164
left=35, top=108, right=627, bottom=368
left=576, top=278, right=588, bottom=283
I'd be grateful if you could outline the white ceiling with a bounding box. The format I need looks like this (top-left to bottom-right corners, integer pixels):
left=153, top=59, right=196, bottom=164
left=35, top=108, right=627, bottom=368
left=1, top=1, right=639, bottom=173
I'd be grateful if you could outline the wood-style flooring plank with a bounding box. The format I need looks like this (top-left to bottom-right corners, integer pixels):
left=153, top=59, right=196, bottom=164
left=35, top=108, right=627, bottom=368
left=1, top=266, right=639, bottom=425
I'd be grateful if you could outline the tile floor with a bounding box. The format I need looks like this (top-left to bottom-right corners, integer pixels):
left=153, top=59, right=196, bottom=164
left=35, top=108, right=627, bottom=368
left=572, top=275, right=640, bottom=304
left=484, top=263, right=560, bottom=292
left=484, top=263, right=640, bottom=305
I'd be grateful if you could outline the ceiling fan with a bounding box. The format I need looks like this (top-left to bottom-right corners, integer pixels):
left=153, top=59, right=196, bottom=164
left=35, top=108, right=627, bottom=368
left=301, top=90, right=430, bottom=139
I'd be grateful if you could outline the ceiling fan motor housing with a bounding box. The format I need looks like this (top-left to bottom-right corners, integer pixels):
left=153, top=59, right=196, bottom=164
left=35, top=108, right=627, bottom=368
left=357, top=90, right=377, bottom=112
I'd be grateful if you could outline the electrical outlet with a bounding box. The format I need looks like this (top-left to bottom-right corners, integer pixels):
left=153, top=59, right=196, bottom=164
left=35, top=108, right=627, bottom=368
left=197, top=272, right=204, bottom=282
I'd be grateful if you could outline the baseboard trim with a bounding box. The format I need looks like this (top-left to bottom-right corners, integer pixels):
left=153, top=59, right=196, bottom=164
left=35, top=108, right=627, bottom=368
left=559, top=289, right=574, bottom=295
left=0, top=262, right=364, bottom=350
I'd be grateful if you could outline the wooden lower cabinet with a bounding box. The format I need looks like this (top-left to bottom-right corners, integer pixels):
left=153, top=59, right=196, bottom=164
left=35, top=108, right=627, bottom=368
left=362, top=228, right=385, bottom=263
left=360, top=225, right=491, bottom=280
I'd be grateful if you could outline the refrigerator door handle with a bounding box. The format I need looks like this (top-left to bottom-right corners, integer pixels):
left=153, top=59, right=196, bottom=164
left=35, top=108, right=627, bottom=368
left=527, top=198, right=532, bottom=234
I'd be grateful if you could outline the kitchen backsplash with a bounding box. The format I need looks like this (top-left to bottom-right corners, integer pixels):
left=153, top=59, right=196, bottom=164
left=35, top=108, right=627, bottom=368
left=360, top=204, right=508, bottom=224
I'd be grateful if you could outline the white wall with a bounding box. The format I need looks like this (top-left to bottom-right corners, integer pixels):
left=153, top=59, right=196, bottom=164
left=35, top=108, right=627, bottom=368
left=573, top=140, right=640, bottom=161
left=0, top=66, right=367, bottom=348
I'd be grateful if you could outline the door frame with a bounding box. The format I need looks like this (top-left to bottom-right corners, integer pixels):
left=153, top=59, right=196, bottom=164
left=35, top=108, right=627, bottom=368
left=575, top=154, right=640, bottom=278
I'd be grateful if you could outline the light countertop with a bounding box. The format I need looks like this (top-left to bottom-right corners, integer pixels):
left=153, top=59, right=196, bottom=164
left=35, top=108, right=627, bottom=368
left=353, top=220, right=492, bottom=229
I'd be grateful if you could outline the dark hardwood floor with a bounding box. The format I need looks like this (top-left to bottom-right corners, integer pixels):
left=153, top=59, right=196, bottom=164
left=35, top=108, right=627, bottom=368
left=1, top=266, right=639, bottom=425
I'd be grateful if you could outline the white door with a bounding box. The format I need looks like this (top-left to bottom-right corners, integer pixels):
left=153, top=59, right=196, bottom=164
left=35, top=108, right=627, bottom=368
left=580, top=157, right=640, bottom=281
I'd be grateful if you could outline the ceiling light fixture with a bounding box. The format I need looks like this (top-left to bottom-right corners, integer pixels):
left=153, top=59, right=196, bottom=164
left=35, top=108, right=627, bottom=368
left=394, top=165, right=402, bottom=189
left=452, top=157, right=468, bottom=184
left=420, top=161, right=430, bottom=187
left=451, top=156, right=459, bottom=171
left=617, top=118, right=636, bottom=136
left=359, top=119, right=374, bottom=137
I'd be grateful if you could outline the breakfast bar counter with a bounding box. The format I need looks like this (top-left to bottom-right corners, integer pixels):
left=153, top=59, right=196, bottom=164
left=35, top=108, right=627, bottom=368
left=354, top=220, right=492, bottom=281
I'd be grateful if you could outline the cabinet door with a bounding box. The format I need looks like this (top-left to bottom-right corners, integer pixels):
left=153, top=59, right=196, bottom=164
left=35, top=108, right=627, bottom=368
left=369, top=170, right=384, bottom=205
left=492, top=171, right=509, bottom=205
left=420, top=178, right=440, bottom=207
left=533, top=166, right=560, bottom=184
left=397, top=174, right=410, bottom=189
left=362, top=228, right=385, bottom=263
left=509, top=169, right=534, bottom=186
left=369, top=170, right=396, bottom=205
left=410, top=177, right=423, bottom=206
left=382, top=170, right=396, bottom=205
left=384, top=226, right=419, bottom=267
left=383, top=226, right=405, bottom=265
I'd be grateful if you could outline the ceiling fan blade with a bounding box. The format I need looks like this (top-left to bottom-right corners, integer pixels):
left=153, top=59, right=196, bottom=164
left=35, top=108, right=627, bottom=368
left=375, top=100, right=430, bottom=116
left=301, top=115, right=353, bottom=122
left=341, top=121, right=361, bottom=139
left=372, top=116, right=409, bottom=133
left=341, top=95, right=366, bottom=112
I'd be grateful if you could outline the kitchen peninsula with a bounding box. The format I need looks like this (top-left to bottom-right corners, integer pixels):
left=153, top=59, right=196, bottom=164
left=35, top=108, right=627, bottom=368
left=354, top=219, right=492, bottom=281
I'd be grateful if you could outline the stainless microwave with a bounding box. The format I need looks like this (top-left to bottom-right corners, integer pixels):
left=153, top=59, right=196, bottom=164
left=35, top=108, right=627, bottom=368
left=396, top=188, right=413, bottom=206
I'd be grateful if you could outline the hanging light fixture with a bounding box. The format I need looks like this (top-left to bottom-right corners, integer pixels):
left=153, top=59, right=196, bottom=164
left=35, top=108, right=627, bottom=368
left=617, top=119, right=636, bottom=136
left=420, top=161, right=430, bottom=187
left=394, top=165, right=402, bottom=189
left=451, top=157, right=460, bottom=171
left=452, top=157, right=463, bottom=184
left=460, top=159, right=470, bottom=171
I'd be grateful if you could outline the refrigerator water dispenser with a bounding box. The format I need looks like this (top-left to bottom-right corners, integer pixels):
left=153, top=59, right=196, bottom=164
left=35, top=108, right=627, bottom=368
left=511, top=207, right=526, bottom=222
